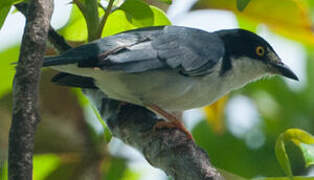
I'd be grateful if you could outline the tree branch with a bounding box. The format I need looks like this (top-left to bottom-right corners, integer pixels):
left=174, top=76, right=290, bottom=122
left=83, top=89, right=224, bottom=180
left=9, top=0, right=53, bottom=179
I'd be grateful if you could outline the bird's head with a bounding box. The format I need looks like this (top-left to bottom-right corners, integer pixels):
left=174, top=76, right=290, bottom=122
left=216, top=29, right=298, bottom=81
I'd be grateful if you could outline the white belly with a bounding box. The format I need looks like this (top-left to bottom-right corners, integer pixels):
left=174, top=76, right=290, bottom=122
left=94, top=70, right=226, bottom=111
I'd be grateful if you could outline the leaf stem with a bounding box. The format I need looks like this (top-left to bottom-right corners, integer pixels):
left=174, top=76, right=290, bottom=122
left=73, top=0, right=85, bottom=13
left=96, top=0, right=115, bottom=38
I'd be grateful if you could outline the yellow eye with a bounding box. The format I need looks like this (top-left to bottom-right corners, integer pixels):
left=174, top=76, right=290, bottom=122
left=256, top=46, right=265, bottom=56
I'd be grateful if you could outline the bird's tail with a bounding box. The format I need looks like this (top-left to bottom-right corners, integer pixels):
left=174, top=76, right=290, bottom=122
left=43, top=56, right=84, bottom=67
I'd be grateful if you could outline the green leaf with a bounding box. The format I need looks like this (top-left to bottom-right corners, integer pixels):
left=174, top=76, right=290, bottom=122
left=0, top=46, right=20, bottom=98
left=0, top=5, right=11, bottom=30
left=275, top=129, right=314, bottom=177
left=121, top=169, right=141, bottom=180
left=156, top=0, right=172, bottom=4
left=275, top=134, right=293, bottom=177
left=10, top=0, right=24, bottom=4
left=103, top=157, right=127, bottom=180
left=43, top=156, right=79, bottom=179
left=76, top=0, right=100, bottom=41
left=60, top=0, right=171, bottom=41
left=73, top=88, right=112, bottom=143
left=299, top=143, right=314, bottom=167
left=236, top=0, right=251, bottom=11
left=119, top=0, right=154, bottom=27
left=33, top=154, right=61, bottom=180
left=102, top=0, right=171, bottom=37
left=0, top=0, right=24, bottom=30
left=0, top=160, right=8, bottom=180
left=58, top=5, right=88, bottom=42
left=91, top=104, right=112, bottom=143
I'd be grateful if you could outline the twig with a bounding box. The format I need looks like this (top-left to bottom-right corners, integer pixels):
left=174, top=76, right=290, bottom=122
left=47, top=28, right=72, bottom=53
left=16, top=3, right=71, bottom=53
left=96, top=0, right=115, bottom=38
left=9, top=0, right=53, bottom=179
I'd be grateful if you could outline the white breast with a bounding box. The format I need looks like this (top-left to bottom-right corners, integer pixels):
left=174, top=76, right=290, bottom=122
left=95, top=63, right=227, bottom=111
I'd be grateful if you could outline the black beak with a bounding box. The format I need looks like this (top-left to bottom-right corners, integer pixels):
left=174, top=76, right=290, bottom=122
left=272, top=62, right=299, bottom=81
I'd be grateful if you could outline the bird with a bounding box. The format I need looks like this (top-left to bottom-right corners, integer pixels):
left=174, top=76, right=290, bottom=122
left=43, top=26, right=298, bottom=138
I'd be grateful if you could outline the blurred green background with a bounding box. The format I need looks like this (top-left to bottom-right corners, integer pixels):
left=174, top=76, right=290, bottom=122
left=0, top=0, right=314, bottom=179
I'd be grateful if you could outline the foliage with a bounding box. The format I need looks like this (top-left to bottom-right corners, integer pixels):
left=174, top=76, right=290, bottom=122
left=0, top=0, right=23, bottom=30
left=102, top=0, right=171, bottom=37
left=0, top=46, right=19, bottom=97
left=275, top=129, right=314, bottom=177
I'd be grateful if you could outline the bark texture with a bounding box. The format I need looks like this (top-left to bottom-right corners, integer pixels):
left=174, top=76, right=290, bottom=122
left=9, top=1, right=53, bottom=179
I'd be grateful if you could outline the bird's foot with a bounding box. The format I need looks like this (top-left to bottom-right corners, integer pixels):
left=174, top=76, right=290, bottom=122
left=153, top=120, right=194, bottom=140
left=148, top=104, right=194, bottom=140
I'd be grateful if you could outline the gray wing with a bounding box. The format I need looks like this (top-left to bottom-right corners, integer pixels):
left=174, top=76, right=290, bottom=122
left=43, top=26, right=225, bottom=77
left=99, top=26, right=225, bottom=76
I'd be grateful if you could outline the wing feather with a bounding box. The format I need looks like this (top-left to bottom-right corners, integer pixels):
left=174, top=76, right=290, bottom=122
left=44, top=26, right=225, bottom=77
left=99, top=26, right=225, bottom=76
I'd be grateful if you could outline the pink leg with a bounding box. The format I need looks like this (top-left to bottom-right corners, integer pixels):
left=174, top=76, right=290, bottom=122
left=148, top=105, right=194, bottom=140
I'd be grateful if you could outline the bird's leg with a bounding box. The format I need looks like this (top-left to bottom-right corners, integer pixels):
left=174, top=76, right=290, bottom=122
left=147, top=105, right=194, bottom=140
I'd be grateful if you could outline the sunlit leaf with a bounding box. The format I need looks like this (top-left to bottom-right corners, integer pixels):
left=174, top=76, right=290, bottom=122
left=0, top=0, right=24, bottom=30
left=275, top=129, right=314, bottom=177
left=33, top=154, right=61, bottom=180
left=73, top=89, right=112, bottom=143
left=0, top=5, right=11, bottom=30
left=44, top=155, right=79, bottom=179
left=103, top=157, right=127, bottom=180
left=120, top=0, right=154, bottom=27
left=58, top=5, right=88, bottom=42
left=193, top=0, right=314, bottom=45
left=275, top=134, right=292, bottom=177
left=0, top=160, right=7, bottom=180
left=203, top=96, right=228, bottom=134
left=91, top=104, right=112, bottom=143
left=10, top=0, right=24, bottom=4
left=299, top=143, right=314, bottom=167
left=0, top=46, right=20, bottom=98
left=59, top=0, right=170, bottom=42
left=121, top=168, right=141, bottom=180
left=102, top=0, right=171, bottom=37
left=236, top=0, right=251, bottom=11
